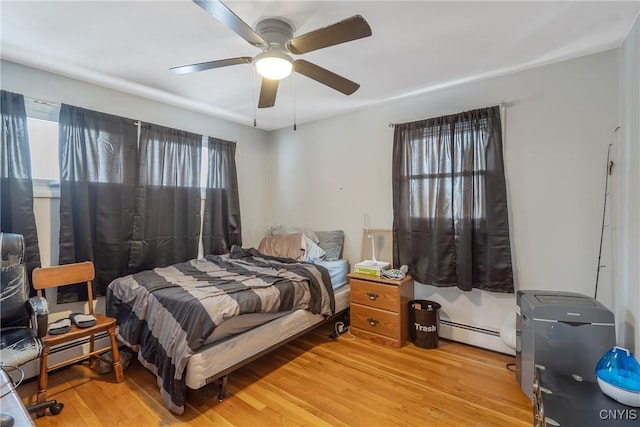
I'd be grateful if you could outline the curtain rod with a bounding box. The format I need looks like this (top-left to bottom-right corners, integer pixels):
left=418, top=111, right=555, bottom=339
left=25, top=95, right=59, bottom=108
left=25, top=95, right=147, bottom=128
left=23, top=96, right=239, bottom=146
left=388, top=101, right=509, bottom=128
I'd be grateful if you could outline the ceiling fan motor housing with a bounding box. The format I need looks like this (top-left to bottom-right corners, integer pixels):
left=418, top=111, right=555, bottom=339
left=255, top=18, right=294, bottom=52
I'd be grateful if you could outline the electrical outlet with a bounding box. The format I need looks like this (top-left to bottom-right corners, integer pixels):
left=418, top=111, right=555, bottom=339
left=337, top=323, right=346, bottom=334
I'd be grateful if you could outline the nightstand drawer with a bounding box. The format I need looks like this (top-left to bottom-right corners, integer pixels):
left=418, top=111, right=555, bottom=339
left=350, top=279, right=398, bottom=311
left=351, top=303, right=399, bottom=338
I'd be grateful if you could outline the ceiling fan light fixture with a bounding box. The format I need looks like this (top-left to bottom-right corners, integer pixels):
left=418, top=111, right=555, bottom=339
left=255, top=51, right=293, bottom=80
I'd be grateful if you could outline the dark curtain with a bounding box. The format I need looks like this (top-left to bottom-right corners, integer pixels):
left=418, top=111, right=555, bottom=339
left=1, top=90, right=41, bottom=290
left=58, top=104, right=138, bottom=303
left=128, top=123, right=201, bottom=272
left=202, top=137, right=242, bottom=255
left=392, top=106, right=513, bottom=292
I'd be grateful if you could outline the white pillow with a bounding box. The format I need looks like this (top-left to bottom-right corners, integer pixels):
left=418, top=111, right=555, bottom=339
left=303, top=236, right=326, bottom=261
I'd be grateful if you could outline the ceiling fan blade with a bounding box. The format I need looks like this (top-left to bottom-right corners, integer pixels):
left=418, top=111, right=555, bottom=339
left=193, top=0, right=266, bottom=47
left=258, top=78, right=279, bottom=108
left=294, top=60, right=360, bottom=95
left=287, top=15, right=372, bottom=55
left=170, top=57, right=252, bottom=74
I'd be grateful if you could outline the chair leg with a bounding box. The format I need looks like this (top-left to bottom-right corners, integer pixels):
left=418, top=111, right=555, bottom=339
left=108, top=325, right=124, bottom=383
left=88, top=333, right=98, bottom=370
left=37, top=345, right=50, bottom=416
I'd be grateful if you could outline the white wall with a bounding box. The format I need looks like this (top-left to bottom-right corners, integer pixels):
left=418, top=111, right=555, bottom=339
left=1, top=60, right=272, bottom=318
left=616, top=16, right=640, bottom=355
left=3, top=44, right=635, bottom=354
left=269, top=50, right=622, bottom=346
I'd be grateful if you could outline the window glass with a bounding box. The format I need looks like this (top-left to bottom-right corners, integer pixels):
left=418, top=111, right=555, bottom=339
left=201, top=138, right=208, bottom=188
left=406, top=123, right=487, bottom=220
left=26, top=117, right=59, bottom=181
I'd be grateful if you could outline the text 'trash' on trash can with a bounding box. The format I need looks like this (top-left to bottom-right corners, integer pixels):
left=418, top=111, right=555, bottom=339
left=409, top=300, right=441, bottom=349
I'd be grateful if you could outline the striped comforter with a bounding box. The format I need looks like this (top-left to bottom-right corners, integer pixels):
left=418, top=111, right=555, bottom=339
left=106, top=247, right=335, bottom=414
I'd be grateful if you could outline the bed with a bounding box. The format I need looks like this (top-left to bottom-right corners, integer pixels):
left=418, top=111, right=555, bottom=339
left=106, top=229, right=349, bottom=414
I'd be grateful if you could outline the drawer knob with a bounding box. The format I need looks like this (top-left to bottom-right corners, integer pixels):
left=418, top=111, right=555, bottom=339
left=366, top=292, right=379, bottom=300
left=367, top=318, right=379, bottom=327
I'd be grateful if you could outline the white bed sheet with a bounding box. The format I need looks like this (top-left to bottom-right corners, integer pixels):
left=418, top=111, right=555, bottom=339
left=185, top=283, right=350, bottom=390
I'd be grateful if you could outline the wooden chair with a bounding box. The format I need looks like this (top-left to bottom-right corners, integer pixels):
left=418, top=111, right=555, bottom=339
left=32, top=261, right=124, bottom=408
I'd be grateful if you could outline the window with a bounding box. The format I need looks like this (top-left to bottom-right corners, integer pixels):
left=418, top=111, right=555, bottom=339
left=25, top=98, right=61, bottom=196
left=24, top=99, right=218, bottom=191
left=201, top=137, right=208, bottom=194
left=407, top=119, right=488, bottom=220
left=392, top=106, right=514, bottom=292
left=26, top=117, right=59, bottom=182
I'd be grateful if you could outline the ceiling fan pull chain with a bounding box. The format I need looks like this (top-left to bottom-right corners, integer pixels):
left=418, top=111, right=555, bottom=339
left=252, top=65, right=257, bottom=127
left=293, top=73, right=297, bottom=131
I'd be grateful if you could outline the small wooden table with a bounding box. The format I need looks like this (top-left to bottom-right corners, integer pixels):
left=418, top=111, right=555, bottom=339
left=0, top=367, right=35, bottom=426
left=348, top=273, right=414, bottom=348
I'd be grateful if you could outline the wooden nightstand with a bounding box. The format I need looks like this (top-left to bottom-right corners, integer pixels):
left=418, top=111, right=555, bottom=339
left=348, top=273, right=414, bottom=348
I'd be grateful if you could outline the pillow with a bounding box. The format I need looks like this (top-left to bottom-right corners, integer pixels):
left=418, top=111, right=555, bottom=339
left=258, top=233, right=305, bottom=260
left=315, top=230, right=345, bottom=260
left=303, top=236, right=326, bottom=261
left=270, top=225, right=319, bottom=243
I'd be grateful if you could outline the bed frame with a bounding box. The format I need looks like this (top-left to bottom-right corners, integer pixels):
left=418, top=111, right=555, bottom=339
left=109, top=246, right=349, bottom=413
left=184, top=284, right=351, bottom=400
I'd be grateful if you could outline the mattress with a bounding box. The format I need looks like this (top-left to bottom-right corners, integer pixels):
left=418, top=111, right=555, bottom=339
left=185, top=283, right=350, bottom=390
left=203, top=258, right=350, bottom=345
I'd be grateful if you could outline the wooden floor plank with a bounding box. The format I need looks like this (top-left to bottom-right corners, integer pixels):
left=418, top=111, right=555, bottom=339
left=19, top=323, right=532, bottom=426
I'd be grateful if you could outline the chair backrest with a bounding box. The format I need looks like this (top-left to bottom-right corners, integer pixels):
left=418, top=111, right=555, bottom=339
left=0, top=232, right=31, bottom=327
left=32, top=261, right=96, bottom=315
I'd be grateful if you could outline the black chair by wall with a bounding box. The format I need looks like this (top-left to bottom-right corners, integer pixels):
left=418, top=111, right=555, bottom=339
left=0, top=232, right=63, bottom=417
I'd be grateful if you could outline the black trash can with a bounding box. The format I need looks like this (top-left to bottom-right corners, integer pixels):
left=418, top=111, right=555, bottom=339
left=409, top=300, right=441, bottom=349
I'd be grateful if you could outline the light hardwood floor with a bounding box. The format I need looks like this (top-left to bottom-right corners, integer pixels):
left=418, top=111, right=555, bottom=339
left=19, top=323, right=532, bottom=426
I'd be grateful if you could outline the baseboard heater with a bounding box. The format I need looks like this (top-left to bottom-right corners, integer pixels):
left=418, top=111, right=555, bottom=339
left=21, top=332, right=111, bottom=380
left=438, top=318, right=514, bottom=355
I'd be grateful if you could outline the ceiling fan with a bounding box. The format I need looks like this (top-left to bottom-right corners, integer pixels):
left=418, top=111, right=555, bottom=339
left=170, top=0, right=372, bottom=109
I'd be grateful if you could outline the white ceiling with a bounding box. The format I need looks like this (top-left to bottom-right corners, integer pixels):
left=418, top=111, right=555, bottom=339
left=2, top=1, right=639, bottom=131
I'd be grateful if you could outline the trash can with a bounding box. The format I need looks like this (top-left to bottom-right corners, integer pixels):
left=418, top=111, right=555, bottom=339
left=409, top=300, right=441, bottom=349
